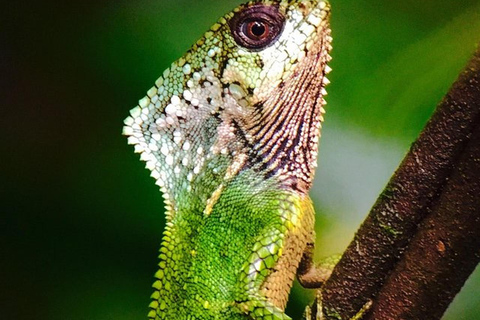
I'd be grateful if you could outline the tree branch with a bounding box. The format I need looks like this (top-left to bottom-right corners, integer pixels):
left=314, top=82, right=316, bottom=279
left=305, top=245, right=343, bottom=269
left=319, top=44, right=480, bottom=319
left=366, top=90, right=480, bottom=320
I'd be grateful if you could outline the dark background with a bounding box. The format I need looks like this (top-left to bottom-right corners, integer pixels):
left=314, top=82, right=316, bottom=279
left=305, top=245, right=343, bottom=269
left=3, top=0, right=480, bottom=319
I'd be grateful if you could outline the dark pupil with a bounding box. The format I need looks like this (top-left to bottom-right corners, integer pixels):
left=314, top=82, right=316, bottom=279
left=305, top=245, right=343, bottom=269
left=250, top=21, right=266, bottom=37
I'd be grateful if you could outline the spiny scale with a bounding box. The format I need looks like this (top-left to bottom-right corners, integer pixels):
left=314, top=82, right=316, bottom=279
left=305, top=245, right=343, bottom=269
left=124, top=0, right=332, bottom=319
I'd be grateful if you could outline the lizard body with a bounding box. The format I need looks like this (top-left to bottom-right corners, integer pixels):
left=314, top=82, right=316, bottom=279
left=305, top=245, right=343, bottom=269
left=123, top=0, right=332, bottom=319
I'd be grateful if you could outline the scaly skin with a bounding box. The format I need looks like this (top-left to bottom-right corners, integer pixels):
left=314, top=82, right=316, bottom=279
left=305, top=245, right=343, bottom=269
left=123, top=0, right=332, bottom=319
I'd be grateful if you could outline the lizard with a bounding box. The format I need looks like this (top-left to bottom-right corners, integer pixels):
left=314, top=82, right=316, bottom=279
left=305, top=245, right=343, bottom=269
left=123, top=0, right=334, bottom=319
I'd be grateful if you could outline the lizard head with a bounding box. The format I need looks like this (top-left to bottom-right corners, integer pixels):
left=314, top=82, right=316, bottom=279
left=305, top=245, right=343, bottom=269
left=124, top=0, right=332, bottom=214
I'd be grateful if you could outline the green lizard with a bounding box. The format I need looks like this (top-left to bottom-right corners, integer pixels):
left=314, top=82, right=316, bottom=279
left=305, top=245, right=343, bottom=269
left=123, top=0, right=333, bottom=319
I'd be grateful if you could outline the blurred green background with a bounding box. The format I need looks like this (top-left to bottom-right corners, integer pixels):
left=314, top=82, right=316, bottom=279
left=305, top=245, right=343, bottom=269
left=2, top=0, right=480, bottom=319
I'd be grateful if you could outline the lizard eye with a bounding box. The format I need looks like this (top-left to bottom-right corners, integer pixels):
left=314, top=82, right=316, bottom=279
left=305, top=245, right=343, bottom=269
left=245, top=21, right=269, bottom=40
left=229, top=5, right=285, bottom=51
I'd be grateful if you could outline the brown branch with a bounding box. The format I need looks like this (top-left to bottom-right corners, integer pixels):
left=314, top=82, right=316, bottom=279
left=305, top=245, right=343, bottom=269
left=366, top=92, right=480, bottom=319
left=318, top=44, right=480, bottom=319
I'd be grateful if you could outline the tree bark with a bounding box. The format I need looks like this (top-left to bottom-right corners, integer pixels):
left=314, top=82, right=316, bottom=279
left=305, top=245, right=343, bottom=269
left=366, top=91, right=480, bottom=320
left=319, top=44, right=480, bottom=320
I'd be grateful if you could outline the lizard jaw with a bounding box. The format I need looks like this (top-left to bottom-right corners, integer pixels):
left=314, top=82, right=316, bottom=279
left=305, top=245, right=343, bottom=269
left=237, top=4, right=332, bottom=193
